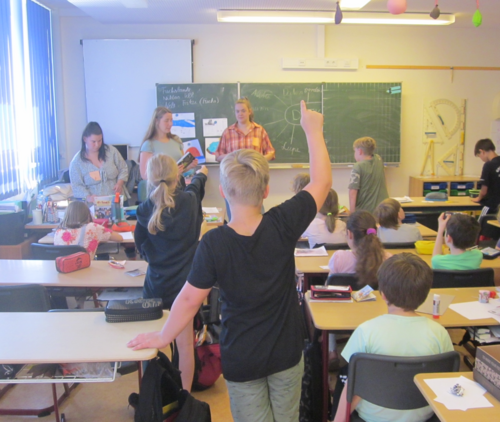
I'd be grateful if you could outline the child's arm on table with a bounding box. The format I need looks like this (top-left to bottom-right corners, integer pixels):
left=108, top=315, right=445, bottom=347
left=109, top=231, right=123, bottom=242
left=300, top=101, right=332, bottom=211
left=127, top=281, right=211, bottom=350
left=432, top=212, right=449, bottom=256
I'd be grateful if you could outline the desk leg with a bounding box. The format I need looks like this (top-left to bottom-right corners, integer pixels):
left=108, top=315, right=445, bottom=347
left=322, top=330, right=329, bottom=422
left=137, top=361, right=143, bottom=390
left=51, top=384, right=61, bottom=422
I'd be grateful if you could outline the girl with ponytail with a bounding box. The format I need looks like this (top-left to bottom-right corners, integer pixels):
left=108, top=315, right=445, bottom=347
left=134, top=153, right=208, bottom=391
left=302, top=189, right=347, bottom=248
left=328, top=210, right=391, bottom=288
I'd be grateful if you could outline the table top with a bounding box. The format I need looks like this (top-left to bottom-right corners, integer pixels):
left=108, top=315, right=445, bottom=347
left=401, top=197, right=481, bottom=209
left=414, top=372, right=500, bottom=422
left=295, top=248, right=500, bottom=274
left=0, top=311, right=167, bottom=363
left=487, top=220, right=500, bottom=229
left=0, top=259, right=147, bottom=288
left=37, top=231, right=135, bottom=245
left=305, top=287, right=500, bottom=331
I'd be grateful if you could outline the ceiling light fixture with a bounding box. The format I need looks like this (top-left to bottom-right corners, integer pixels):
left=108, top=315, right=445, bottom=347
left=217, top=10, right=455, bottom=26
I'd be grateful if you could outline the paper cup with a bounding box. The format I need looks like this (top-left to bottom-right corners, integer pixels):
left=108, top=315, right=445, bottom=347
left=32, top=209, right=43, bottom=225
left=479, top=290, right=490, bottom=304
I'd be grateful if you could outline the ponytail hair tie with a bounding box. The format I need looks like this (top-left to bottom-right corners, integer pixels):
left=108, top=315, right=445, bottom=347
left=159, top=180, right=168, bottom=185
left=327, top=212, right=332, bottom=216
left=366, top=228, right=377, bottom=235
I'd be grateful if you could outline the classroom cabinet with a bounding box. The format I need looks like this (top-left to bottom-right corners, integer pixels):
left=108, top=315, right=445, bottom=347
left=409, top=176, right=481, bottom=197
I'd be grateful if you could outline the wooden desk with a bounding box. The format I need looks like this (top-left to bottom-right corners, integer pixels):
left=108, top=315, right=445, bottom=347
left=401, top=197, right=482, bottom=213
left=0, top=311, right=167, bottom=422
left=487, top=220, right=500, bottom=229
left=306, top=288, right=500, bottom=422
left=0, top=259, right=146, bottom=288
left=417, top=223, right=438, bottom=239
left=414, top=372, right=500, bottom=422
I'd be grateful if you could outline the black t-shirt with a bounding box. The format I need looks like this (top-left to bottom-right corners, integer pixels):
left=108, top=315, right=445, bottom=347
left=187, top=190, right=317, bottom=382
left=480, top=156, right=500, bottom=212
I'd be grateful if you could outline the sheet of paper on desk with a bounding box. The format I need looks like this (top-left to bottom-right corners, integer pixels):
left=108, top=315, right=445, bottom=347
left=449, top=299, right=500, bottom=323
left=203, top=207, right=219, bottom=213
left=120, top=232, right=134, bottom=241
left=320, top=265, right=329, bottom=270
left=294, top=246, right=328, bottom=257
left=425, top=376, right=493, bottom=410
left=393, top=196, right=413, bottom=203
left=417, top=293, right=454, bottom=316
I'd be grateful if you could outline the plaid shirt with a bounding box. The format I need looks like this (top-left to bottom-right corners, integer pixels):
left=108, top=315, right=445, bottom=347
left=215, top=122, right=275, bottom=159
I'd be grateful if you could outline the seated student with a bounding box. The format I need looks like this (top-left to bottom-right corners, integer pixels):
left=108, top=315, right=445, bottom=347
left=328, top=210, right=391, bottom=289
left=55, top=201, right=123, bottom=259
left=292, top=172, right=310, bottom=194
left=127, top=101, right=332, bottom=422
left=375, top=198, right=422, bottom=243
left=432, top=212, right=482, bottom=270
left=335, top=253, right=454, bottom=422
left=302, top=189, right=347, bottom=248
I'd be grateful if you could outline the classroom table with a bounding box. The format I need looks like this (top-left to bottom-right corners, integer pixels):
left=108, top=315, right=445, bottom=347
left=305, top=287, right=500, bottom=422
left=414, top=372, right=500, bottom=422
left=487, top=219, right=500, bottom=229
left=401, top=197, right=482, bottom=213
left=0, top=259, right=147, bottom=288
left=0, top=311, right=167, bottom=422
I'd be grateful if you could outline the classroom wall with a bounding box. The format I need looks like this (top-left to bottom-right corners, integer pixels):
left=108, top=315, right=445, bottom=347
left=53, top=15, right=500, bottom=209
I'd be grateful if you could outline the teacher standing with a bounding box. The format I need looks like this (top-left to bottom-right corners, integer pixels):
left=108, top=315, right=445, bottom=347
left=69, top=122, right=129, bottom=203
left=215, top=98, right=275, bottom=163
left=215, top=98, right=275, bottom=220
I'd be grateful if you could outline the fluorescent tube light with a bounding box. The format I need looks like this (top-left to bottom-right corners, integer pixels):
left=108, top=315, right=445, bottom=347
left=217, top=10, right=335, bottom=24
left=342, top=12, right=455, bottom=25
left=340, top=0, right=372, bottom=10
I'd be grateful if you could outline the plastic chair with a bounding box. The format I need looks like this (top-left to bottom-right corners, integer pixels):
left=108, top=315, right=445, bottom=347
left=326, top=273, right=359, bottom=290
left=382, top=242, right=416, bottom=249
left=0, top=284, right=51, bottom=312
left=432, top=268, right=494, bottom=288
left=31, top=243, right=87, bottom=260
left=346, top=351, right=460, bottom=422
left=314, top=243, right=350, bottom=250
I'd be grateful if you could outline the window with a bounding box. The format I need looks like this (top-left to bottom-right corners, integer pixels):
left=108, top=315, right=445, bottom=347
left=0, top=0, right=58, bottom=200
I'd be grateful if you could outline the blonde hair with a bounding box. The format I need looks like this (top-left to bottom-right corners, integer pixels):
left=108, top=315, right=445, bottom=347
left=146, top=154, right=178, bottom=235
left=292, top=173, right=310, bottom=194
left=375, top=198, right=401, bottom=229
left=59, top=201, right=93, bottom=229
left=353, top=136, right=376, bottom=156
left=139, top=107, right=182, bottom=161
left=320, top=189, right=339, bottom=233
left=235, top=98, right=254, bottom=123
left=220, top=149, right=269, bottom=207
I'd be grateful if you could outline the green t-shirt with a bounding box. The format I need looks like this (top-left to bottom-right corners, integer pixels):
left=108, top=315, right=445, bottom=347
left=431, top=249, right=483, bottom=270
left=341, top=314, right=454, bottom=422
left=348, top=154, right=389, bottom=214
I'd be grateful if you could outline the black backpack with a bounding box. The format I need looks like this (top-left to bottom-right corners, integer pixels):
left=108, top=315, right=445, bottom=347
left=129, top=351, right=211, bottom=422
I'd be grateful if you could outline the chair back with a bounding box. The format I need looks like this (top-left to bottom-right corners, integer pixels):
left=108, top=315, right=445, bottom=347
left=0, top=284, right=51, bottom=312
left=347, top=351, right=460, bottom=411
left=326, top=273, right=359, bottom=290
left=382, top=242, right=416, bottom=249
left=432, top=268, right=494, bottom=288
left=31, top=243, right=87, bottom=260
left=313, top=243, right=350, bottom=250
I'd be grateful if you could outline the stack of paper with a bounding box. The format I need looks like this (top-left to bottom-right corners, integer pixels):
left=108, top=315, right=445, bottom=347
left=294, top=246, right=328, bottom=257
left=449, top=298, right=500, bottom=323
left=424, top=376, right=493, bottom=410
left=393, top=196, right=413, bottom=203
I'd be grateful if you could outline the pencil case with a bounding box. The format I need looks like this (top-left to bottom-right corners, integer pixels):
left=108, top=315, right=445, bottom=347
left=55, top=252, right=91, bottom=273
left=105, top=298, right=163, bottom=323
left=415, top=241, right=445, bottom=255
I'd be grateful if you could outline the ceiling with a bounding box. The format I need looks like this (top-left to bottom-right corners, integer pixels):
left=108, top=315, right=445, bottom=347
left=38, top=0, right=500, bottom=28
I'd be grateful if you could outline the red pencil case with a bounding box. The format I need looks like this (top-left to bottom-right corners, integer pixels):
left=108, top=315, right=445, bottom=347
left=55, top=252, right=91, bottom=273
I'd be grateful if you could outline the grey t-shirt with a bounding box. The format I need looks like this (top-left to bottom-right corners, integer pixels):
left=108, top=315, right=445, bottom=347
left=140, top=136, right=184, bottom=162
left=348, top=154, right=389, bottom=213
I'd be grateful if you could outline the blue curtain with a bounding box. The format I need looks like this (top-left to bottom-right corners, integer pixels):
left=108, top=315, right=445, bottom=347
left=0, top=0, right=58, bottom=200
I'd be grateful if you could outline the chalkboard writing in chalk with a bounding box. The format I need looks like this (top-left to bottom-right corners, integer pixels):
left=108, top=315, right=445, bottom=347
left=156, top=82, right=401, bottom=165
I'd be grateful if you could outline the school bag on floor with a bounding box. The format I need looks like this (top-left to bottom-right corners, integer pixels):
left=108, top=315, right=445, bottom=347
left=173, top=287, right=222, bottom=391
left=129, top=351, right=211, bottom=422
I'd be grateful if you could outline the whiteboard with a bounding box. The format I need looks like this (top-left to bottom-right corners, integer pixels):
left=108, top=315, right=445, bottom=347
left=82, top=39, right=193, bottom=150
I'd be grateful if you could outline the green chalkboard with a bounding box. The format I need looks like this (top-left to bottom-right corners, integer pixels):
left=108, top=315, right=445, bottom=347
left=323, top=82, right=402, bottom=164
left=240, top=83, right=322, bottom=164
left=156, top=83, right=238, bottom=162
left=156, top=82, right=401, bottom=165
